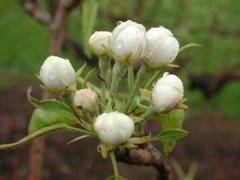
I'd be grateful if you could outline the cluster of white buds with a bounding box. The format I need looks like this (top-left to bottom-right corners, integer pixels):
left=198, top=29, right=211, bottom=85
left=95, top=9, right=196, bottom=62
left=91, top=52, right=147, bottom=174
left=89, top=20, right=179, bottom=66
left=38, top=20, right=185, bottom=151
left=87, top=20, right=184, bottom=147
left=39, top=55, right=135, bottom=148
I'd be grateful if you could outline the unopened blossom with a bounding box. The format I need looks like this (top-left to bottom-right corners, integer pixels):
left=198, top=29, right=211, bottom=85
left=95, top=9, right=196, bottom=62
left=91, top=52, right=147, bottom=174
left=110, top=20, right=146, bottom=63
left=73, top=89, right=99, bottom=111
left=39, top=56, right=76, bottom=91
left=94, top=112, right=134, bottom=146
left=145, top=26, right=179, bottom=67
left=89, top=31, right=111, bottom=55
left=152, top=72, right=184, bottom=112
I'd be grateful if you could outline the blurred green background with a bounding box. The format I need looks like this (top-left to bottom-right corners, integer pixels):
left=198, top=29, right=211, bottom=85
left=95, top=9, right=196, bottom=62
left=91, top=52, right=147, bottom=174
left=0, top=0, right=240, bottom=119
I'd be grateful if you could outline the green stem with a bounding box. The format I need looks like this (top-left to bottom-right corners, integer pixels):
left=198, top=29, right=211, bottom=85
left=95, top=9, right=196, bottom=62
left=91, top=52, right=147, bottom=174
left=123, top=63, right=155, bottom=113
left=134, top=123, right=144, bottom=137
left=141, top=105, right=158, bottom=120
left=82, top=111, right=93, bottom=124
left=128, top=65, right=134, bottom=92
left=61, top=90, right=77, bottom=116
left=110, top=151, right=119, bottom=176
left=99, top=55, right=111, bottom=105
left=144, top=67, right=166, bottom=89
left=110, top=61, right=128, bottom=100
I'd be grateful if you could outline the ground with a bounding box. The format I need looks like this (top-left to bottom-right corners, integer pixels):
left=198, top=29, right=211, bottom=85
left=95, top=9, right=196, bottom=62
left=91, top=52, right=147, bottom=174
left=0, top=83, right=240, bottom=180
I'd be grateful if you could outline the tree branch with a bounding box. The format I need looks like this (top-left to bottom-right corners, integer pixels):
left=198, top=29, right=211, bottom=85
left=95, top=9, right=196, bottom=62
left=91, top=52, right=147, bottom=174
left=117, top=143, right=172, bottom=180
left=19, top=0, right=52, bottom=25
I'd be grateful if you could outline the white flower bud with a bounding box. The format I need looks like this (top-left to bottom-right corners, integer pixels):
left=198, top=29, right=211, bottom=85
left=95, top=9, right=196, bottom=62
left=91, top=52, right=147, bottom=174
left=39, top=56, right=76, bottom=91
left=73, top=89, right=99, bottom=110
left=88, top=31, right=111, bottom=55
left=145, top=26, right=179, bottom=67
left=110, top=20, right=146, bottom=63
left=152, top=72, right=184, bottom=112
left=94, top=112, right=134, bottom=146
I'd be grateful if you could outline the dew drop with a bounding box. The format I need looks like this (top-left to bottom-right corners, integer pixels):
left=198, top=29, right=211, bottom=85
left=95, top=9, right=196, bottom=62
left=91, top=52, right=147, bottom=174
left=117, top=21, right=122, bottom=26
left=116, top=40, right=123, bottom=49
left=148, top=35, right=153, bottom=39
left=136, top=31, right=142, bottom=37
left=152, top=81, right=157, bottom=87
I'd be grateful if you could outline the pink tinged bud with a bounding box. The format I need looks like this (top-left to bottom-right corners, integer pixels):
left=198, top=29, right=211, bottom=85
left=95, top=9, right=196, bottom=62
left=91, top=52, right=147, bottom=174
left=145, top=26, right=179, bottom=67
left=39, top=56, right=76, bottom=91
left=110, top=20, right=146, bottom=63
left=88, top=31, right=112, bottom=55
left=152, top=72, right=184, bottom=112
left=73, top=89, right=99, bottom=110
left=94, top=112, right=134, bottom=146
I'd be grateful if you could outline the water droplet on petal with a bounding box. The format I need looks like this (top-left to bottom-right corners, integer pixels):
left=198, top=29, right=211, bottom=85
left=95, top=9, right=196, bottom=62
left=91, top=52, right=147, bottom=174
left=148, top=35, right=153, bottom=39
left=136, top=31, right=142, bottom=37
left=117, top=21, right=122, bottom=26
left=116, top=40, right=123, bottom=49
left=152, top=81, right=157, bottom=87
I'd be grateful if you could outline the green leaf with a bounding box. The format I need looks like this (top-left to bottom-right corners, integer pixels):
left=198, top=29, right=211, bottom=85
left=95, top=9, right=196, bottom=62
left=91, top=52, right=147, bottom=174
left=28, top=108, right=78, bottom=134
left=82, top=0, right=98, bottom=58
left=107, top=176, right=127, bottom=180
left=155, top=129, right=188, bottom=142
left=156, top=109, right=185, bottom=130
left=27, top=88, right=73, bottom=114
left=179, top=43, right=202, bottom=54
left=0, top=123, right=97, bottom=150
left=0, top=123, right=72, bottom=150
left=68, top=135, right=91, bottom=144
left=156, top=110, right=185, bottom=155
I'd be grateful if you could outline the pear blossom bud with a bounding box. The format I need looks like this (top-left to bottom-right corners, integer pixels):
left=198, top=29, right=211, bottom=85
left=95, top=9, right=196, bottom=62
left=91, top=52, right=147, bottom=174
left=73, top=89, right=99, bottom=110
left=88, top=31, right=111, bottom=55
left=110, top=20, right=146, bottom=63
left=152, top=72, right=184, bottom=112
left=94, top=112, right=134, bottom=146
left=145, top=26, right=179, bottom=67
left=39, top=56, right=76, bottom=91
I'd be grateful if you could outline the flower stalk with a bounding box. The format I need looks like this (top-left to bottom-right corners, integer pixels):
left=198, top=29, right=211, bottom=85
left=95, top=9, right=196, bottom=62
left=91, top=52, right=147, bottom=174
left=110, top=61, right=128, bottom=101
left=98, top=55, right=111, bottom=106
left=110, top=151, right=119, bottom=176
left=123, top=62, right=155, bottom=113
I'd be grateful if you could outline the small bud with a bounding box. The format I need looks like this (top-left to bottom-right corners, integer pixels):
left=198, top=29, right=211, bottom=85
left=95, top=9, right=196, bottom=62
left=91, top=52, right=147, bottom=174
left=94, top=112, right=134, bottom=146
left=39, top=56, right=76, bottom=91
left=88, top=31, right=111, bottom=55
left=152, top=72, right=184, bottom=112
left=145, top=26, right=179, bottom=67
left=73, top=89, right=99, bottom=111
left=110, top=20, right=146, bottom=63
